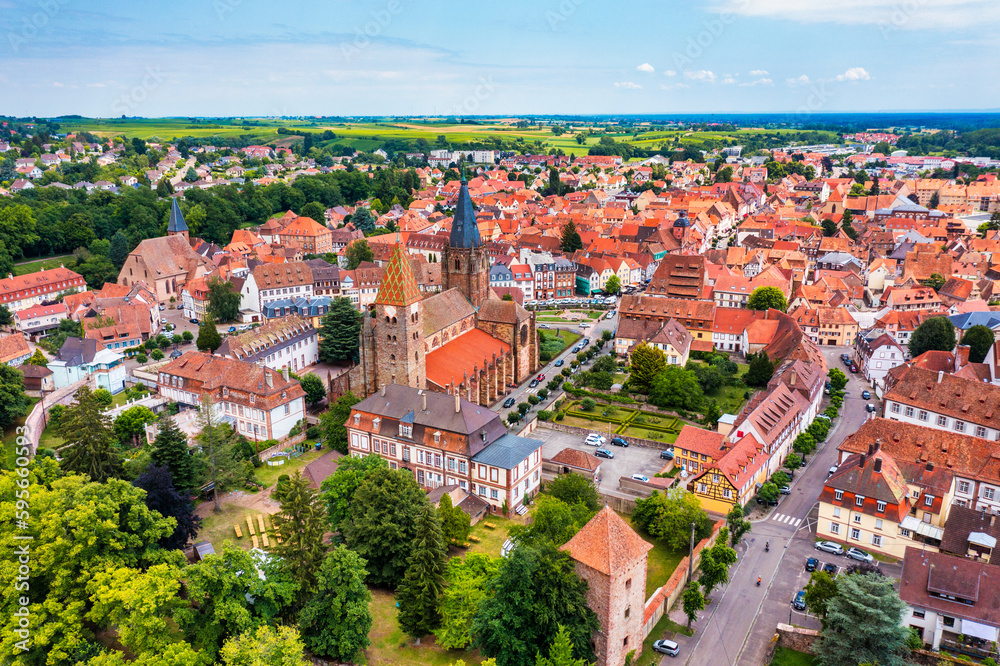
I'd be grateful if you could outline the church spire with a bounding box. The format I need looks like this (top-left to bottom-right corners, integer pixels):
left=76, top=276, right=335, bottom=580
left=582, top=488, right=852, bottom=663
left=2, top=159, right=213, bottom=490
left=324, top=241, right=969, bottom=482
left=450, top=162, right=481, bottom=249
left=375, top=241, right=422, bottom=307
left=167, top=199, right=189, bottom=236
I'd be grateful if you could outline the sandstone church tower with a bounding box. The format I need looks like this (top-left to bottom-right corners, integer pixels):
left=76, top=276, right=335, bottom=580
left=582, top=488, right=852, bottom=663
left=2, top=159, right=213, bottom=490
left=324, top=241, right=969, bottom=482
left=443, top=170, right=490, bottom=309
left=373, top=242, right=425, bottom=390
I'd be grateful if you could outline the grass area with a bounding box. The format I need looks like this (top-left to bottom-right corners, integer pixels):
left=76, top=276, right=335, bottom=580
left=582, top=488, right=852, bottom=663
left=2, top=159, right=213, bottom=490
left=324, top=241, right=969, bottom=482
left=620, top=515, right=684, bottom=598
left=711, top=384, right=752, bottom=415
left=0, top=396, right=41, bottom=466
left=14, top=255, right=72, bottom=276
left=464, top=515, right=522, bottom=557
left=619, top=426, right=679, bottom=444
left=366, top=589, right=480, bottom=666
left=641, top=612, right=694, bottom=660
left=771, top=646, right=818, bottom=666
left=197, top=501, right=266, bottom=551
left=253, top=444, right=323, bottom=488
left=37, top=423, right=64, bottom=450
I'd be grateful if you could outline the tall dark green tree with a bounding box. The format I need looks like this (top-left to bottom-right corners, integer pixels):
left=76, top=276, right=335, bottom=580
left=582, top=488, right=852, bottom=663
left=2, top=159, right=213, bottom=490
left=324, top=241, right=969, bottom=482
left=545, top=472, right=601, bottom=512
left=271, top=472, right=329, bottom=595
left=149, top=414, right=196, bottom=493
left=318, top=297, right=362, bottom=363
left=350, top=208, right=375, bottom=235
left=320, top=452, right=386, bottom=531
left=206, top=277, right=241, bottom=323
left=745, top=351, right=775, bottom=387
left=197, top=315, right=223, bottom=353
left=298, top=547, right=373, bottom=662
left=133, top=464, right=202, bottom=550
left=345, top=239, right=374, bottom=269
left=396, top=504, right=449, bottom=642
left=813, top=572, right=909, bottom=666
left=341, top=466, right=428, bottom=587
left=58, top=385, right=122, bottom=483
left=908, top=316, right=956, bottom=358
left=438, top=493, right=472, bottom=544
left=0, top=364, right=30, bottom=432
left=560, top=220, right=583, bottom=253
left=299, top=373, right=326, bottom=405
left=109, top=230, right=130, bottom=269
left=963, top=324, right=995, bottom=364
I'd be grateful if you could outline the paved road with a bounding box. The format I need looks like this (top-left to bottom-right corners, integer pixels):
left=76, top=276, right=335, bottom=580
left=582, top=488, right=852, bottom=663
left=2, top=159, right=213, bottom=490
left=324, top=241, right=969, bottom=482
left=662, top=345, right=877, bottom=666
left=169, top=157, right=197, bottom=186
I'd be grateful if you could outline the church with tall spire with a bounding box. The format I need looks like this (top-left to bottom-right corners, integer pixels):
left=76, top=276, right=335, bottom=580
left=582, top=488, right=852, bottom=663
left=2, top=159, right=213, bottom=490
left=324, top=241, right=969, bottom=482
left=350, top=171, right=538, bottom=407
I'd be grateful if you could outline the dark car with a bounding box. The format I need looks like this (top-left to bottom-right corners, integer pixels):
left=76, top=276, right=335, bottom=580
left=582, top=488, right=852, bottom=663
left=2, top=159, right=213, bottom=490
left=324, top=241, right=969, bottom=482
left=823, top=562, right=837, bottom=576
left=861, top=390, right=871, bottom=400
left=805, top=557, right=818, bottom=572
left=529, top=379, right=539, bottom=388
left=757, top=496, right=779, bottom=507
left=594, top=448, right=614, bottom=459
left=611, top=437, right=629, bottom=447
left=190, top=318, right=199, bottom=325
left=554, top=359, right=564, bottom=367
left=660, top=449, right=675, bottom=460
left=793, top=590, right=807, bottom=611
left=866, top=403, right=876, bottom=413
left=503, top=397, right=516, bottom=408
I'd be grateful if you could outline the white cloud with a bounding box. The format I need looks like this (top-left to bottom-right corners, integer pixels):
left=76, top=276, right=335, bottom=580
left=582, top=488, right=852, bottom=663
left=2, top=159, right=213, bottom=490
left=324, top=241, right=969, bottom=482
left=834, top=67, right=871, bottom=81
left=660, top=83, right=690, bottom=90
left=749, top=69, right=769, bottom=76
left=722, top=77, right=737, bottom=85
left=663, top=70, right=677, bottom=77
left=636, top=63, right=655, bottom=73
left=786, top=74, right=811, bottom=87
left=52, top=81, right=64, bottom=87
left=684, top=70, right=716, bottom=83
left=740, top=77, right=774, bottom=87
left=708, top=0, right=1000, bottom=29
left=614, top=81, right=642, bottom=89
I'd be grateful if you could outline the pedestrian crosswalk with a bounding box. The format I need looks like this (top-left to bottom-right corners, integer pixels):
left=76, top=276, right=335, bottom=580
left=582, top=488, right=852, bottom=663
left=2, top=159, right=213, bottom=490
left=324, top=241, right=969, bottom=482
left=771, top=512, right=803, bottom=527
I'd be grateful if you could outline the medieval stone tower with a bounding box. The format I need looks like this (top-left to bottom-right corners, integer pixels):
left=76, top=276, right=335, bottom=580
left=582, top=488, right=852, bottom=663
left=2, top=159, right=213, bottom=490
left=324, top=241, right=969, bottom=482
left=560, top=507, right=653, bottom=666
left=443, top=171, right=490, bottom=310
left=373, top=242, right=425, bottom=390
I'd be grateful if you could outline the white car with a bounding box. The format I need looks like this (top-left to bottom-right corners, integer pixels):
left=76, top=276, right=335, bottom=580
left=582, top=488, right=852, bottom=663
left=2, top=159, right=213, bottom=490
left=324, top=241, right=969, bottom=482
left=584, top=434, right=606, bottom=446
left=631, top=474, right=650, bottom=483
left=846, top=547, right=874, bottom=563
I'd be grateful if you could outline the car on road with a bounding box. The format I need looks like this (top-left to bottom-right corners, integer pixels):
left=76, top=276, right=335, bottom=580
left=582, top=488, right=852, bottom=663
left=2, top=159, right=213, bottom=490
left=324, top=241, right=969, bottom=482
left=840, top=353, right=851, bottom=363
left=793, top=590, right=807, bottom=611
left=850, top=364, right=859, bottom=373
left=537, top=373, right=546, bottom=381
left=652, top=639, right=679, bottom=657
left=503, top=397, right=516, bottom=408
left=538, top=323, right=551, bottom=329
left=757, top=496, right=778, bottom=506
left=846, top=547, right=874, bottom=563
left=866, top=404, right=876, bottom=413
left=660, top=448, right=675, bottom=460
left=529, top=379, right=539, bottom=388
left=579, top=323, right=590, bottom=330
left=159, top=304, right=166, bottom=311
left=190, top=318, right=199, bottom=325
left=631, top=474, right=650, bottom=483
left=584, top=433, right=606, bottom=446
left=606, top=311, right=616, bottom=320
left=828, top=465, right=838, bottom=476
left=861, top=390, right=871, bottom=399
left=594, top=448, right=614, bottom=459
left=554, top=359, right=564, bottom=367
left=779, top=485, right=791, bottom=495
left=815, top=541, right=844, bottom=555
left=228, top=326, right=237, bottom=333
left=805, top=557, right=818, bottom=572
left=611, top=437, right=629, bottom=447
left=823, top=562, right=838, bottom=576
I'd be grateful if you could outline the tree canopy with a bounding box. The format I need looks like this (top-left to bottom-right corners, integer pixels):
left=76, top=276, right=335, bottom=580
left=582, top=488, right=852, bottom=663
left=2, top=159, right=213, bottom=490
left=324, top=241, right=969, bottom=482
left=559, top=220, right=583, bottom=253
left=297, top=546, right=373, bottom=662
left=813, top=571, right=910, bottom=666
left=318, top=297, right=362, bottom=364
left=206, top=277, right=241, bottom=323
left=627, top=342, right=667, bottom=393
left=746, top=286, right=787, bottom=312
left=962, top=323, right=995, bottom=363
left=908, top=316, right=956, bottom=358
left=632, top=488, right=713, bottom=551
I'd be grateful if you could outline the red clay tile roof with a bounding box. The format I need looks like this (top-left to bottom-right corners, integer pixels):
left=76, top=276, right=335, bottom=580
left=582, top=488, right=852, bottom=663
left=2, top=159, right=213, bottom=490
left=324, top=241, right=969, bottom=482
left=674, top=425, right=727, bottom=458
left=375, top=241, right=422, bottom=307
left=549, top=448, right=602, bottom=472
left=560, top=506, right=653, bottom=575
left=424, top=328, right=510, bottom=389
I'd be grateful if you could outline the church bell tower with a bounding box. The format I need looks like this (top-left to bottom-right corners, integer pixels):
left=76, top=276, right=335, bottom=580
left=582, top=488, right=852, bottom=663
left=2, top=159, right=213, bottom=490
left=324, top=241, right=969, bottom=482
left=443, top=167, right=489, bottom=309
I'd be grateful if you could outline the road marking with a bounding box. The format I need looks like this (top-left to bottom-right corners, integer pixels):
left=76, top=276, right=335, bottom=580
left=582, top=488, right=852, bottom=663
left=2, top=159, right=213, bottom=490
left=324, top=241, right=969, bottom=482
left=793, top=517, right=802, bottom=527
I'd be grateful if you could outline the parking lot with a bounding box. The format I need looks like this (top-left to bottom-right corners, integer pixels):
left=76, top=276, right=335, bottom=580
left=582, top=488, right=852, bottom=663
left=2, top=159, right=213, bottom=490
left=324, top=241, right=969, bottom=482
left=537, top=426, right=669, bottom=495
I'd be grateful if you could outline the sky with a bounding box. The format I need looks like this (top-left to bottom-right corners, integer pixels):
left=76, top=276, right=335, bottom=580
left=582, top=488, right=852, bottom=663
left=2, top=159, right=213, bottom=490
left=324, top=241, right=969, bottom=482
left=2, top=0, right=999, bottom=117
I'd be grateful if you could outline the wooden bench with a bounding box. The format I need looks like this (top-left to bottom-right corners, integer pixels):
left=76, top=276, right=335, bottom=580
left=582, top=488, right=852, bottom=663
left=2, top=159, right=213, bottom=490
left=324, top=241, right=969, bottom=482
left=251, top=535, right=259, bottom=549
left=257, top=515, right=266, bottom=534
left=483, top=522, right=496, bottom=530
left=246, top=516, right=256, bottom=536
left=234, top=525, right=243, bottom=538
left=261, top=533, right=270, bottom=548
left=468, top=535, right=481, bottom=543
left=273, top=530, right=283, bottom=544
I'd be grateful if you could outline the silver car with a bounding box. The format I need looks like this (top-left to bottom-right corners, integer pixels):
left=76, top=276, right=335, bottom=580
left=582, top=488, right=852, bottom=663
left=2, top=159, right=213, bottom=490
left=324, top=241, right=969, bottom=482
left=815, top=541, right=844, bottom=555
left=652, top=640, right=679, bottom=657
left=846, top=547, right=874, bottom=563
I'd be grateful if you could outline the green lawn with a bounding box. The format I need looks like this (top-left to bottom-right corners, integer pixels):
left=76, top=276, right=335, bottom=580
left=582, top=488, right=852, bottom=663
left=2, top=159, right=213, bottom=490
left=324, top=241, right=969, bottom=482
left=366, top=589, right=480, bottom=666
left=253, top=444, right=324, bottom=488
left=619, top=426, right=679, bottom=444
left=771, top=646, right=818, bottom=666
left=14, top=255, right=73, bottom=276
left=640, top=612, right=693, bottom=661
left=0, top=396, right=41, bottom=466
left=464, top=515, right=522, bottom=557
left=197, top=502, right=264, bottom=551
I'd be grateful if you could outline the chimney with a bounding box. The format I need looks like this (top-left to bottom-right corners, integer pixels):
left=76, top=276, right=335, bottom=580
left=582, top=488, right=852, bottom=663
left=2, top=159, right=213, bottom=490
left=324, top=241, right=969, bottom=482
left=859, top=454, right=867, bottom=469
left=926, top=462, right=934, bottom=472
left=867, top=443, right=875, bottom=456
left=283, top=366, right=290, bottom=382
left=455, top=392, right=461, bottom=413
left=873, top=457, right=882, bottom=473
left=381, top=385, right=386, bottom=397
left=789, top=369, right=797, bottom=387
left=265, top=371, right=273, bottom=388
left=938, top=370, right=944, bottom=384
left=422, top=394, right=427, bottom=412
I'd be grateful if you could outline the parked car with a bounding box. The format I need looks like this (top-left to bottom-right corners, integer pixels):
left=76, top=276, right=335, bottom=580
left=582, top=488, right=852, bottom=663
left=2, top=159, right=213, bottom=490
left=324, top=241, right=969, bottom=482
left=538, top=323, right=551, bottom=329
left=554, top=359, right=564, bottom=367
left=828, top=465, right=838, bottom=476
left=529, top=379, right=539, bottom=388
left=779, top=485, right=791, bottom=495
left=823, top=562, right=838, bottom=576
left=611, top=437, right=629, bottom=447
left=805, top=557, right=818, bottom=572
left=840, top=353, right=850, bottom=363
left=793, top=590, right=807, bottom=611
left=503, top=397, right=516, bottom=408
left=866, top=403, right=876, bottom=413
left=815, top=541, right=844, bottom=555
left=660, top=449, right=675, bottom=460
left=861, top=390, right=871, bottom=399
left=594, top=448, right=614, bottom=459
left=190, top=318, right=199, bottom=325
left=816, top=414, right=831, bottom=421
left=757, top=496, right=778, bottom=507
left=158, top=304, right=166, bottom=311
left=652, top=640, right=680, bottom=657
left=584, top=433, right=606, bottom=446
left=228, top=326, right=237, bottom=333
left=631, top=474, right=650, bottom=483
left=537, top=373, right=546, bottom=381
left=846, top=547, right=874, bottom=563
left=850, top=364, right=859, bottom=373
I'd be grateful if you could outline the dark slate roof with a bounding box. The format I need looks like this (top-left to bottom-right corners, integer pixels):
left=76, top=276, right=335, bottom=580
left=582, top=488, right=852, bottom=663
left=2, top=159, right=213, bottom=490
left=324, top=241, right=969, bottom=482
left=355, top=384, right=504, bottom=440
left=168, top=199, right=189, bottom=234
left=471, top=432, right=543, bottom=469
left=450, top=175, right=482, bottom=249
left=56, top=336, right=99, bottom=365
left=940, top=504, right=1000, bottom=565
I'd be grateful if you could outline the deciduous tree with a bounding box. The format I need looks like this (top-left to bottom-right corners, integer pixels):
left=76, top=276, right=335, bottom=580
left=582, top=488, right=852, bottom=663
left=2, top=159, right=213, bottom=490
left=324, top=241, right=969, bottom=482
left=298, top=546, right=373, bottom=662
left=746, top=286, right=787, bottom=312
left=908, top=316, right=956, bottom=358
left=546, top=472, right=601, bottom=512
left=318, top=390, right=361, bottom=454
left=962, top=324, right=995, bottom=363
left=133, top=464, right=201, bottom=550
left=682, top=581, right=705, bottom=630
left=206, top=277, right=241, bottom=323
left=628, top=342, right=667, bottom=393
left=436, top=553, right=501, bottom=649
left=632, top=488, right=713, bottom=551
left=219, top=625, right=305, bottom=666
left=298, top=372, right=326, bottom=405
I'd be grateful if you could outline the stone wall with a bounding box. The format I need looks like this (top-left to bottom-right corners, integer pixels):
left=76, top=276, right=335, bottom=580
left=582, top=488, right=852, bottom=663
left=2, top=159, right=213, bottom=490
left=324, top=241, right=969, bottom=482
left=773, top=624, right=819, bottom=655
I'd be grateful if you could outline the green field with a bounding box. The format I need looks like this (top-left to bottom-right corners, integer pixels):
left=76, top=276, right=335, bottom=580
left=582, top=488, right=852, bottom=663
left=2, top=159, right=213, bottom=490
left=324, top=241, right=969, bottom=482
left=14, top=255, right=73, bottom=276
left=771, top=646, right=818, bottom=666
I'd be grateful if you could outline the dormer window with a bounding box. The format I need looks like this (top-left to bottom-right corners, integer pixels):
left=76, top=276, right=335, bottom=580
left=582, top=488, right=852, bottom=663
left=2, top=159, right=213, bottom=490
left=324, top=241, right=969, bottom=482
left=835, top=489, right=844, bottom=501
left=353, top=413, right=361, bottom=425
left=925, top=494, right=934, bottom=506
left=372, top=417, right=381, bottom=429
left=855, top=495, right=865, bottom=507
left=399, top=424, right=412, bottom=438
left=434, top=431, right=441, bottom=443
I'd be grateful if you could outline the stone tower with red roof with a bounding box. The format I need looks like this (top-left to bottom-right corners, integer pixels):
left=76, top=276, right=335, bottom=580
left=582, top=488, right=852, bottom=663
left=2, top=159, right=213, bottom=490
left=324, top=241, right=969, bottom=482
left=373, top=240, right=425, bottom=389
left=560, top=507, right=653, bottom=666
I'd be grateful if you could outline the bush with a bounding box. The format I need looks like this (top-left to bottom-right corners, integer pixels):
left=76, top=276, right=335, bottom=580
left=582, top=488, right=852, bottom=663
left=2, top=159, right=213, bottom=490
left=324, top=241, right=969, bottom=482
left=537, top=410, right=552, bottom=422
left=506, top=412, right=521, bottom=425
left=539, top=351, right=552, bottom=363
left=555, top=412, right=565, bottom=421
left=136, top=353, right=148, bottom=364
left=182, top=330, right=194, bottom=342
left=93, top=389, right=113, bottom=406
left=306, top=426, right=321, bottom=440
left=580, top=398, right=597, bottom=412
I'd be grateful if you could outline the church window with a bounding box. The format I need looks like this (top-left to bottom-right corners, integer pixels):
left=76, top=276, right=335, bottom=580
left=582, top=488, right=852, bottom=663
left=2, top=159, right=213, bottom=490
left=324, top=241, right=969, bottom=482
left=385, top=316, right=390, bottom=323
left=415, top=351, right=419, bottom=361
left=392, top=317, right=397, bottom=325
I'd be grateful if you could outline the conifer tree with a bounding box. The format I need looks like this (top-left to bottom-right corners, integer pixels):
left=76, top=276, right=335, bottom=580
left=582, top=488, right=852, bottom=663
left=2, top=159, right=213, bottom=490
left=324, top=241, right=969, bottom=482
left=318, top=297, right=362, bottom=364
left=271, top=472, right=329, bottom=595
left=396, top=504, right=448, bottom=642
left=59, top=385, right=122, bottom=482
left=150, top=414, right=196, bottom=493
left=560, top=219, right=583, bottom=253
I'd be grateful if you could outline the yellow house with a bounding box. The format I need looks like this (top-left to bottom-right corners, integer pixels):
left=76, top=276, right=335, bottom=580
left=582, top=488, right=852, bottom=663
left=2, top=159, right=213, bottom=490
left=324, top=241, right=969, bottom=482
left=674, top=425, right=771, bottom=514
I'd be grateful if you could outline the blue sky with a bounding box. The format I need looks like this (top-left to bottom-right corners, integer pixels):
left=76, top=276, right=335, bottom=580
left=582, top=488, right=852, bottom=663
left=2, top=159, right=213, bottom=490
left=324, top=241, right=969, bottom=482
left=2, top=0, right=998, bottom=117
